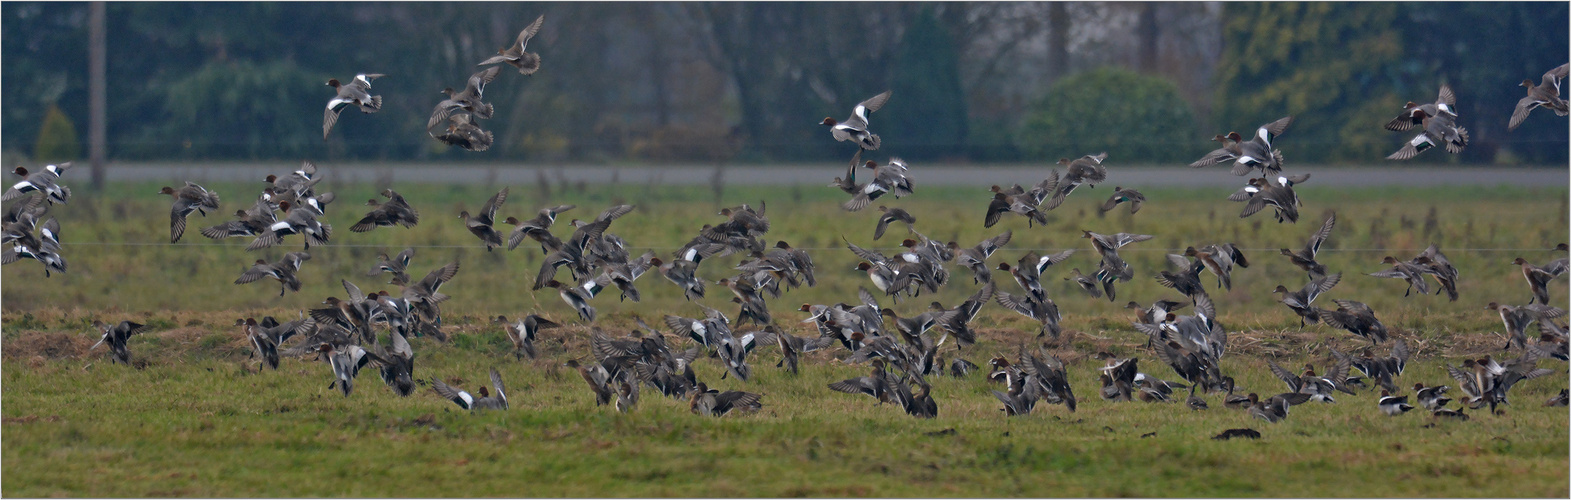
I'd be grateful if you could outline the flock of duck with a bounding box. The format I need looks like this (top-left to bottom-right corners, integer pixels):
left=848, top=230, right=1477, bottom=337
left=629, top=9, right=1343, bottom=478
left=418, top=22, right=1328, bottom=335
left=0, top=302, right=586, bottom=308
left=4, top=18, right=1569, bottom=425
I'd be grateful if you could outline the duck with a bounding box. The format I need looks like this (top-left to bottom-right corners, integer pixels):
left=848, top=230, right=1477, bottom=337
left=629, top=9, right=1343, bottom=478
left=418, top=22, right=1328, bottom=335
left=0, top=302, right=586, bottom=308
left=1378, top=390, right=1414, bottom=416
left=234, top=252, right=310, bottom=296
left=323, top=73, right=384, bottom=139
left=1431, top=406, right=1469, bottom=421
left=1098, top=187, right=1145, bottom=215
left=1368, top=256, right=1431, bottom=297
left=3, top=215, right=66, bottom=277
left=1185, top=243, right=1249, bottom=290
left=1546, top=389, right=1569, bottom=407
left=1040, top=153, right=1109, bottom=210
left=372, top=330, right=417, bottom=397
left=545, top=279, right=596, bottom=322
left=956, top=231, right=1012, bottom=285
left=984, top=189, right=1047, bottom=228
left=478, top=14, right=546, bottom=75
left=1509, top=63, right=1568, bottom=131
left=873, top=206, right=916, bottom=241
left=90, top=320, right=151, bottom=365
left=1511, top=256, right=1567, bottom=305
left=930, top=281, right=995, bottom=346
left=201, top=195, right=276, bottom=240
left=1271, top=274, right=1342, bottom=328
left=367, top=248, right=414, bottom=284
left=905, top=379, right=937, bottom=418
left=460, top=187, right=508, bottom=251
left=830, top=149, right=867, bottom=195
left=1386, top=109, right=1468, bottom=160
left=1191, top=117, right=1292, bottom=176
left=428, top=66, right=502, bottom=130
left=237, top=316, right=311, bottom=370
left=1190, top=133, right=1245, bottom=172
left=432, top=368, right=508, bottom=411
left=565, top=358, right=615, bottom=406
left=350, top=189, right=419, bottom=232
left=821, top=90, right=892, bottom=151
left=1413, top=383, right=1452, bottom=411
left=3, top=163, right=71, bottom=204
left=689, top=382, right=765, bottom=417
left=159, top=182, right=221, bottom=243
left=265, top=161, right=318, bottom=198
left=1156, top=253, right=1208, bottom=302
left=1281, top=213, right=1336, bottom=280
left=1184, top=386, right=1209, bottom=410
left=842, top=159, right=913, bottom=212
left=1486, top=302, right=1567, bottom=351
left=829, top=358, right=891, bottom=404
left=1318, top=299, right=1388, bottom=344
left=1083, top=230, right=1151, bottom=279
left=245, top=201, right=331, bottom=251
left=497, top=314, right=560, bottom=360
left=431, top=112, right=495, bottom=151
left=659, top=258, right=706, bottom=300
left=995, top=290, right=1062, bottom=339
left=318, top=342, right=371, bottom=397
left=1386, top=84, right=1459, bottom=131
left=1238, top=176, right=1299, bottom=223
left=506, top=204, right=576, bottom=251
left=1409, top=244, right=1459, bottom=301
left=396, top=261, right=460, bottom=323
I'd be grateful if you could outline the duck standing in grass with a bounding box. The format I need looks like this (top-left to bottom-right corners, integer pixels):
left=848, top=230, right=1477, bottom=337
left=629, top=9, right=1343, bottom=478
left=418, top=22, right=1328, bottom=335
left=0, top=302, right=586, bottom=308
left=1378, top=390, right=1414, bottom=416
left=323, top=73, right=384, bottom=139
left=478, top=14, right=546, bottom=75
left=822, top=90, right=892, bottom=151
left=433, top=368, right=508, bottom=411
left=159, top=182, right=220, bottom=243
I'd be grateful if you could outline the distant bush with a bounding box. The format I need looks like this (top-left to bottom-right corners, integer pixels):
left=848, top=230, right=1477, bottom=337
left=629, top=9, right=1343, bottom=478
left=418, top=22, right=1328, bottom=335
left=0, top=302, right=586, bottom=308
left=33, top=104, right=80, bottom=163
left=1016, top=67, right=1200, bottom=164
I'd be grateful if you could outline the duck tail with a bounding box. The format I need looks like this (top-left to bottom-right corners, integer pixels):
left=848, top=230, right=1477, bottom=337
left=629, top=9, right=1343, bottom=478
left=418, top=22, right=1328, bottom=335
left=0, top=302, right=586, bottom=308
left=364, top=95, right=383, bottom=113
left=864, top=134, right=882, bottom=152
left=474, top=103, right=495, bottom=120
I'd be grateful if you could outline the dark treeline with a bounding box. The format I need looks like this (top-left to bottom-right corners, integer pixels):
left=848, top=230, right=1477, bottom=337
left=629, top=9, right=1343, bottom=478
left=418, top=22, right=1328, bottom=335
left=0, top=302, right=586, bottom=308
left=3, top=2, right=1565, bottom=166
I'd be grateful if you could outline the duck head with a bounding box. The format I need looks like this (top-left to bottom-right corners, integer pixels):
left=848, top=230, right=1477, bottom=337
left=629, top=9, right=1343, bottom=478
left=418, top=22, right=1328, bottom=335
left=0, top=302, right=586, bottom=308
left=819, top=117, right=837, bottom=126
left=325, top=79, right=341, bottom=88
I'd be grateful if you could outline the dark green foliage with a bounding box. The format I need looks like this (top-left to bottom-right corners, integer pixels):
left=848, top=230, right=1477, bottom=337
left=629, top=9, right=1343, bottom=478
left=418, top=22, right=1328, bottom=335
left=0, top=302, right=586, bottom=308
left=154, top=60, right=320, bottom=159
left=33, top=105, right=79, bottom=163
left=883, top=9, right=968, bottom=161
left=1214, top=2, right=1569, bottom=165
left=1016, top=67, right=1200, bottom=163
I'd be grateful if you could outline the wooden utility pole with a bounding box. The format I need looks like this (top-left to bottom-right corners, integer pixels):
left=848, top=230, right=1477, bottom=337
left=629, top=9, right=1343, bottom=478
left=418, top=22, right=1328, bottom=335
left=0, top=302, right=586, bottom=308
left=89, top=1, right=107, bottom=189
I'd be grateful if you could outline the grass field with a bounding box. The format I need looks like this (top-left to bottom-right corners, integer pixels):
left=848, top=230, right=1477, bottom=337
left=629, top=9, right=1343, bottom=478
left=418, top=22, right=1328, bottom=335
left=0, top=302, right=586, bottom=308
left=3, top=177, right=1568, bottom=497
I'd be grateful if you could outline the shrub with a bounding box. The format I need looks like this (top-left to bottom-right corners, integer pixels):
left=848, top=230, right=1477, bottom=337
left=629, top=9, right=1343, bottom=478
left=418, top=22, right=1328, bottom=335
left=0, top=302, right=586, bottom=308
left=1016, top=67, right=1201, bottom=164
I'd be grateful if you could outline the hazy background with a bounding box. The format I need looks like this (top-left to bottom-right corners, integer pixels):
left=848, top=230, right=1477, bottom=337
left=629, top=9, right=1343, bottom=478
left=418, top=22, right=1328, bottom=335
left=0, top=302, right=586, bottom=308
left=4, top=2, right=1568, bottom=169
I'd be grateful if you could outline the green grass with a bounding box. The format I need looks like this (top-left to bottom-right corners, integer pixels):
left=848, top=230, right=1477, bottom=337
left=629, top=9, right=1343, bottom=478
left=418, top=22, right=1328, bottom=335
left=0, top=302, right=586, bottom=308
left=3, top=180, right=1568, bottom=497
